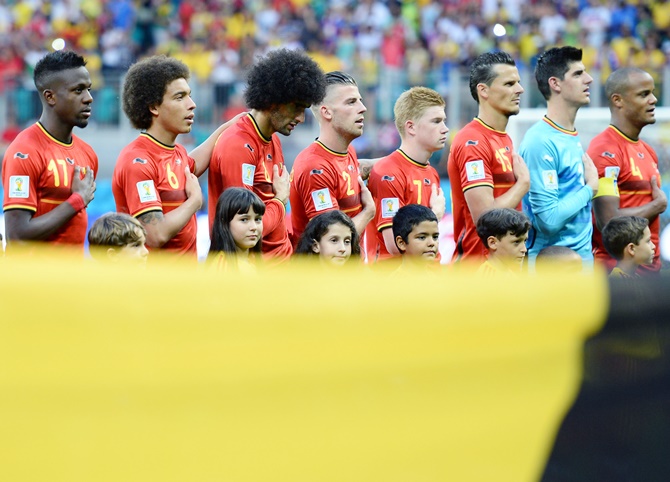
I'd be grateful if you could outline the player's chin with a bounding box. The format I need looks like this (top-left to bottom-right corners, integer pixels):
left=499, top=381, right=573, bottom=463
left=422, top=251, right=437, bottom=259
left=75, top=118, right=90, bottom=128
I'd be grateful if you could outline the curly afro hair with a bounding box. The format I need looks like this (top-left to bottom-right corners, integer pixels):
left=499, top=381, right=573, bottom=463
left=244, top=49, right=326, bottom=110
left=122, top=55, right=190, bottom=130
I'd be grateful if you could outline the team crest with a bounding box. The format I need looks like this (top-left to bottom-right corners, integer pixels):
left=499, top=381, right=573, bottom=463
left=133, top=158, right=148, bottom=164
left=381, top=175, right=395, bottom=182
left=8, top=175, right=29, bottom=198
left=244, top=143, right=254, bottom=152
left=13, top=152, right=28, bottom=159
left=465, top=140, right=478, bottom=146
left=381, top=197, right=399, bottom=218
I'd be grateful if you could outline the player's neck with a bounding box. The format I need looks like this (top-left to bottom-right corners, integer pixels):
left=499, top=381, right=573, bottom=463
left=399, top=142, right=431, bottom=165
left=39, top=115, right=73, bottom=144
left=145, top=124, right=177, bottom=146
left=546, top=100, right=578, bottom=131
left=317, top=129, right=351, bottom=154
left=611, top=116, right=642, bottom=141
left=249, top=110, right=274, bottom=138
left=477, top=105, right=509, bottom=132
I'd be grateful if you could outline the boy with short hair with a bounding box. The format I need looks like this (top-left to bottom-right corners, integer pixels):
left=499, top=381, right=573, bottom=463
left=88, top=212, right=149, bottom=265
left=475, top=208, right=531, bottom=274
left=391, top=204, right=440, bottom=265
left=535, top=245, right=583, bottom=273
left=602, top=216, right=655, bottom=279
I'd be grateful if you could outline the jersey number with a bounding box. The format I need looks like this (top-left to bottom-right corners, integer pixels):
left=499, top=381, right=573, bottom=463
left=166, top=164, right=179, bottom=189
left=47, top=159, right=69, bottom=187
left=413, top=180, right=423, bottom=204
left=495, top=148, right=512, bottom=172
left=341, top=171, right=355, bottom=195
left=629, top=157, right=643, bottom=180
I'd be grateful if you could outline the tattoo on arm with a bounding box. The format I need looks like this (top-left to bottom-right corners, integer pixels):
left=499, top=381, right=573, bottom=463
left=359, top=161, right=373, bottom=180
left=137, top=210, right=164, bottom=227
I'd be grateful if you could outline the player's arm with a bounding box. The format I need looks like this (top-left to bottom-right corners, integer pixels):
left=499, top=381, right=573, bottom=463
left=464, top=152, right=529, bottom=222
left=526, top=150, right=596, bottom=236
left=4, top=166, right=96, bottom=242
left=139, top=166, right=202, bottom=248
left=381, top=228, right=400, bottom=255
left=189, top=112, right=245, bottom=176
left=261, top=164, right=290, bottom=235
left=593, top=175, right=667, bottom=231
left=358, top=157, right=382, bottom=180
left=351, top=177, right=375, bottom=235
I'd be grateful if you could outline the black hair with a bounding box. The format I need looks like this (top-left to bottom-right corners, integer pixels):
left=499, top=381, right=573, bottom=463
left=295, top=210, right=360, bottom=259
left=244, top=48, right=326, bottom=110
left=34, top=50, right=87, bottom=91
left=469, top=51, right=516, bottom=103
left=122, top=55, right=190, bottom=130
left=324, top=71, right=357, bottom=87
left=602, top=216, right=649, bottom=260
left=605, top=67, right=649, bottom=102
left=209, top=188, right=266, bottom=256
left=535, top=46, right=583, bottom=101
left=392, top=204, right=438, bottom=245
left=476, top=208, right=531, bottom=249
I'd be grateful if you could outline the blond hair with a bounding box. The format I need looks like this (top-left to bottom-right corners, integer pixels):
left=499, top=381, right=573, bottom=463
left=394, top=87, right=445, bottom=137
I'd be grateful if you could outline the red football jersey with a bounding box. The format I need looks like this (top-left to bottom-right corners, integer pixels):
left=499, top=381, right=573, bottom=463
left=447, top=118, right=519, bottom=262
left=588, top=125, right=662, bottom=273
left=2, top=122, right=98, bottom=246
left=367, top=149, right=440, bottom=260
left=208, top=114, right=291, bottom=259
left=289, top=141, right=362, bottom=241
left=112, top=133, right=197, bottom=256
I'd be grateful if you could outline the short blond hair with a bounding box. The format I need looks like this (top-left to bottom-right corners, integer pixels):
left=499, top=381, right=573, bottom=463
left=394, top=87, right=445, bottom=137
left=88, top=212, right=146, bottom=254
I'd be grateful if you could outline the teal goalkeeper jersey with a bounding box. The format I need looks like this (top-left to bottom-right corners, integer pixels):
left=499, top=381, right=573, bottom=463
left=519, top=117, right=594, bottom=267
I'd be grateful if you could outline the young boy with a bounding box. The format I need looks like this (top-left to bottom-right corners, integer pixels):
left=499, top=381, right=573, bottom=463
left=602, top=216, right=656, bottom=279
left=88, top=212, right=149, bottom=265
left=391, top=204, right=440, bottom=266
left=475, top=208, right=531, bottom=274
left=535, top=245, right=583, bottom=273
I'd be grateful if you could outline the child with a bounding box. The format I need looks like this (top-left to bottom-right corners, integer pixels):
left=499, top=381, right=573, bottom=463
left=475, top=208, right=531, bottom=274
left=535, top=245, right=583, bottom=273
left=294, top=210, right=360, bottom=266
left=602, top=216, right=655, bottom=279
left=391, top=204, right=440, bottom=266
left=209, top=188, right=265, bottom=272
left=88, top=212, right=149, bottom=265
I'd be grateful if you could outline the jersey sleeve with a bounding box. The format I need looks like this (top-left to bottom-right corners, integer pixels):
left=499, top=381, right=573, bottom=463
left=369, top=163, right=404, bottom=231
left=2, top=145, right=42, bottom=212
left=116, top=153, right=163, bottom=217
left=523, top=138, right=592, bottom=236
left=295, top=159, right=341, bottom=220
left=452, top=131, right=495, bottom=192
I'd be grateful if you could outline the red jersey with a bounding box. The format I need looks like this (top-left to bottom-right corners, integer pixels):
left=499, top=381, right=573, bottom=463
left=2, top=122, right=98, bottom=245
left=447, top=118, right=519, bottom=262
left=289, top=141, right=362, bottom=240
left=112, top=133, right=197, bottom=256
left=208, top=114, right=291, bottom=259
left=588, top=125, right=662, bottom=273
left=367, top=149, right=440, bottom=260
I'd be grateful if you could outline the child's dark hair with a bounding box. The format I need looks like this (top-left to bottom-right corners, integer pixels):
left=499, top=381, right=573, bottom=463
left=245, top=49, right=326, bottom=110
left=34, top=50, right=87, bottom=91
left=122, top=55, right=191, bottom=130
left=209, top=188, right=265, bottom=256
left=295, top=210, right=360, bottom=259
left=535, top=46, right=583, bottom=101
left=602, top=216, right=649, bottom=260
left=392, top=204, right=438, bottom=246
left=476, top=208, right=531, bottom=249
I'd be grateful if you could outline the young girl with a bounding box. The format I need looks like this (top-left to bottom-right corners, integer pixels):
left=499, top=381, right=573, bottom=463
left=209, top=188, right=265, bottom=272
left=295, top=210, right=360, bottom=266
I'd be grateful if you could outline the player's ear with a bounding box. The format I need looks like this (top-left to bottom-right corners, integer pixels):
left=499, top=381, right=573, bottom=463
left=487, top=235, right=498, bottom=252
left=625, top=242, right=636, bottom=258
left=548, top=76, right=560, bottom=93
left=405, top=120, right=416, bottom=136
left=149, top=103, right=161, bottom=117
left=476, top=82, right=488, bottom=101
left=611, top=92, right=623, bottom=108
left=42, top=89, right=56, bottom=106
left=320, top=104, right=332, bottom=121
left=106, top=247, right=119, bottom=261
left=311, top=239, right=320, bottom=254
left=395, top=236, right=406, bottom=253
